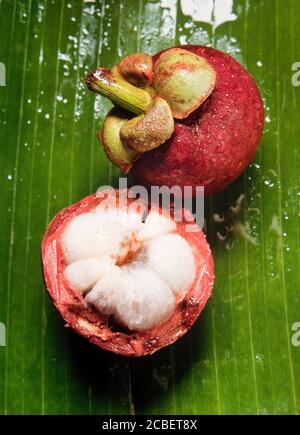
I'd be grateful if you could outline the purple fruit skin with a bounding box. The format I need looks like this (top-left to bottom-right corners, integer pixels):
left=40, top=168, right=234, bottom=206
left=131, top=45, right=264, bottom=196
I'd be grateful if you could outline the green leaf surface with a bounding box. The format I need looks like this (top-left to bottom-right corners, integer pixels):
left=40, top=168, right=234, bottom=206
left=0, top=0, right=300, bottom=415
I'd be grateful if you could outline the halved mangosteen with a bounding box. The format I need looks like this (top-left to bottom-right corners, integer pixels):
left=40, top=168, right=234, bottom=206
left=42, top=190, right=214, bottom=356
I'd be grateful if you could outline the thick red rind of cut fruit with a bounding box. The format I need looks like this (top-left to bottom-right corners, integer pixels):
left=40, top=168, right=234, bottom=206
left=131, top=45, right=264, bottom=196
left=41, top=191, right=214, bottom=356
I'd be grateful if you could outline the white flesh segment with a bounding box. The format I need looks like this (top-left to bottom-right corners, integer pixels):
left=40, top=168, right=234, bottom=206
left=115, top=264, right=175, bottom=331
left=64, top=258, right=112, bottom=293
left=96, top=206, right=143, bottom=234
left=85, top=265, right=123, bottom=315
left=63, top=212, right=123, bottom=263
left=145, top=234, right=196, bottom=295
left=139, top=211, right=176, bottom=240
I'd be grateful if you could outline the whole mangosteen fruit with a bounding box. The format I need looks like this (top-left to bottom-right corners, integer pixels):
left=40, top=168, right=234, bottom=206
left=86, top=45, right=264, bottom=196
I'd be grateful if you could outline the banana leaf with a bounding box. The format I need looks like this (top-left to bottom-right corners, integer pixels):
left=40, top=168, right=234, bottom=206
left=0, top=0, right=300, bottom=415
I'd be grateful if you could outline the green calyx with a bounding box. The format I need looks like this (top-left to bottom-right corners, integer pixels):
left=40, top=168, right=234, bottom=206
left=86, top=49, right=216, bottom=172
left=100, top=108, right=140, bottom=174
left=153, top=48, right=216, bottom=119
left=120, top=97, right=174, bottom=153
left=112, top=52, right=153, bottom=87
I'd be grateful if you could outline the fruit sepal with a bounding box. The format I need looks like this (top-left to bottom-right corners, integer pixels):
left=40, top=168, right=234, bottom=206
left=86, top=49, right=217, bottom=171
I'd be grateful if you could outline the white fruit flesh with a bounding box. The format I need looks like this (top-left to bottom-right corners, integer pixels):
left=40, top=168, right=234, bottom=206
left=62, top=207, right=196, bottom=332
left=144, top=234, right=196, bottom=295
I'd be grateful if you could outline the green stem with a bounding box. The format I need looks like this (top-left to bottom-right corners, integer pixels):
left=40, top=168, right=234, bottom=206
left=86, top=68, right=152, bottom=115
